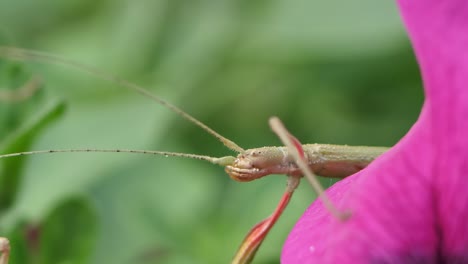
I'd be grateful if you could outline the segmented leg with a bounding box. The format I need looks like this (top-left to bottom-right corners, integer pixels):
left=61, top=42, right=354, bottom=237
left=269, top=117, right=350, bottom=220
left=232, top=176, right=300, bottom=264
left=0, top=237, right=10, bottom=264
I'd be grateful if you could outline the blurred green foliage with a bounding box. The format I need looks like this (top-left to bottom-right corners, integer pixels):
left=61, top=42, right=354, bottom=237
left=0, top=60, right=65, bottom=210
left=0, top=0, right=423, bottom=263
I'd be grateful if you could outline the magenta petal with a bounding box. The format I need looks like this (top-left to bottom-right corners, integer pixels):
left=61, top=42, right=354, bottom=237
left=283, top=105, right=439, bottom=263
left=282, top=0, right=468, bottom=263
left=281, top=171, right=359, bottom=262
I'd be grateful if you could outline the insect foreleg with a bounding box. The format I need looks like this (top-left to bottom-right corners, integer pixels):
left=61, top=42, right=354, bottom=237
left=269, top=117, right=350, bottom=220
left=232, top=175, right=300, bottom=264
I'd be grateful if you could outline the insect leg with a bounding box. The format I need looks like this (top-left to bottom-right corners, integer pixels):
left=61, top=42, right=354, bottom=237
left=232, top=176, right=300, bottom=264
left=0, top=237, right=10, bottom=264
left=269, top=116, right=350, bottom=220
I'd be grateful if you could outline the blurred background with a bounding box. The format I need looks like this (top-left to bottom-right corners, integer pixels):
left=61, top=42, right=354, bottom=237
left=0, top=0, right=423, bottom=263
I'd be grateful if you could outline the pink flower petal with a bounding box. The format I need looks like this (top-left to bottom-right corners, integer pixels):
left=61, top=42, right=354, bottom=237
left=282, top=1, right=468, bottom=263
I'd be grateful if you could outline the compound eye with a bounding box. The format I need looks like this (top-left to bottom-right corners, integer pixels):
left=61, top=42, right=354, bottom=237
left=234, top=155, right=254, bottom=169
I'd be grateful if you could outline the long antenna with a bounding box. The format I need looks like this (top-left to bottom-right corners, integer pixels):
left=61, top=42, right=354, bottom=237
left=0, top=46, right=244, bottom=153
left=0, top=149, right=236, bottom=167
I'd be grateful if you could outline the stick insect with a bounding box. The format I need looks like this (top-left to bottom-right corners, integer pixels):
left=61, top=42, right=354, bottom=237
left=0, top=47, right=389, bottom=264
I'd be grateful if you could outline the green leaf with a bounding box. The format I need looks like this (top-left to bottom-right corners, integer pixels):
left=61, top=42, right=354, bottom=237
left=4, top=221, right=32, bottom=264
left=38, top=197, right=96, bottom=264
left=0, top=60, right=66, bottom=210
